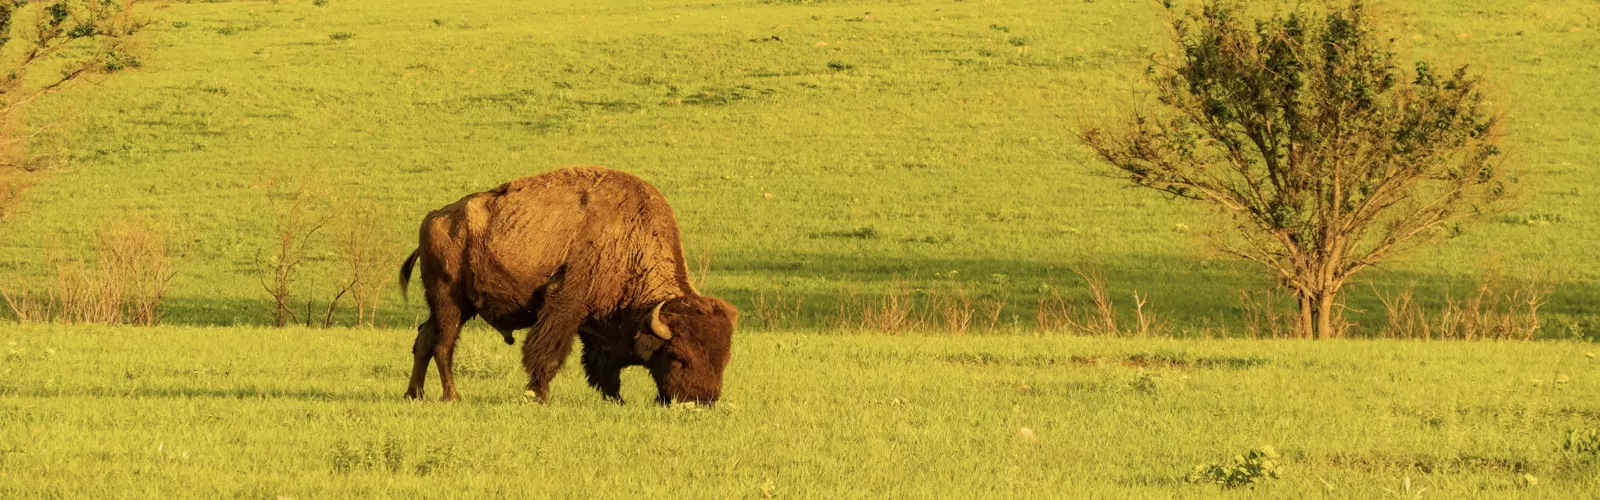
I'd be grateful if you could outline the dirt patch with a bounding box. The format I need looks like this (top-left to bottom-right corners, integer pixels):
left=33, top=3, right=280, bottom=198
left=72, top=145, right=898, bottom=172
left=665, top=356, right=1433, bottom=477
left=941, top=351, right=1269, bottom=370
left=1321, top=452, right=1535, bottom=474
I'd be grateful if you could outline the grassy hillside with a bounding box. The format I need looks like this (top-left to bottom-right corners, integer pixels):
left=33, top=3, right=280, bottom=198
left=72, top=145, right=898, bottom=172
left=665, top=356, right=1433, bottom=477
left=0, top=0, right=1596, bottom=334
left=3, top=325, right=1600, bottom=496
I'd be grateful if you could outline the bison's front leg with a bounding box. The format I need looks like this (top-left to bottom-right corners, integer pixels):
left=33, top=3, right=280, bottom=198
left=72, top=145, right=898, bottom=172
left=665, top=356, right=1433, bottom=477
left=521, top=309, right=583, bottom=403
left=579, top=337, right=625, bottom=403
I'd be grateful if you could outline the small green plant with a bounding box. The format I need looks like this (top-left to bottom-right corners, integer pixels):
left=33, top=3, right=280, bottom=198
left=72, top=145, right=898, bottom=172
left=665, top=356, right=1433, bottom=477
left=1187, top=446, right=1281, bottom=488
left=329, top=32, right=354, bottom=41
left=826, top=60, right=855, bottom=71
left=313, top=0, right=330, bottom=6
left=1130, top=371, right=1159, bottom=394
left=172, top=21, right=190, bottom=29
left=1563, top=428, right=1600, bottom=458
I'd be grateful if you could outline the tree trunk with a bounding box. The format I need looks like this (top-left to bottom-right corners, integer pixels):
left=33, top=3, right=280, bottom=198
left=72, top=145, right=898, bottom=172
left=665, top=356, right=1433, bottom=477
left=1315, top=290, right=1337, bottom=340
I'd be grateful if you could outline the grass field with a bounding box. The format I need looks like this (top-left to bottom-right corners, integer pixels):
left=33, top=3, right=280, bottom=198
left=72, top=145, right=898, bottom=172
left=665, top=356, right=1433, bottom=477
left=0, top=0, right=1595, bottom=334
left=1, top=0, right=1599, bottom=496
left=4, top=325, right=1600, bottom=496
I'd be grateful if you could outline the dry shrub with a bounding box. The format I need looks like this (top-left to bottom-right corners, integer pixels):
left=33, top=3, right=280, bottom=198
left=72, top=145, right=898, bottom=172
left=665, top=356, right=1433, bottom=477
left=978, top=296, right=1008, bottom=332
left=1035, top=279, right=1077, bottom=333
left=861, top=280, right=914, bottom=334
left=99, top=216, right=177, bottom=326
left=1033, top=269, right=1143, bottom=336
left=692, top=250, right=714, bottom=292
left=332, top=200, right=395, bottom=328
left=935, top=285, right=974, bottom=335
left=822, top=271, right=1158, bottom=336
left=1, top=216, right=176, bottom=325
left=1376, top=277, right=1553, bottom=340
left=1238, top=288, right=1291, bottom=339
left=753, top=286, right=805, bottom=330
left=833, top=282, right=861, bottom=330
left=255, top=187, right=332, bottom=327
left=1078, top=268, right=1118, bottom=334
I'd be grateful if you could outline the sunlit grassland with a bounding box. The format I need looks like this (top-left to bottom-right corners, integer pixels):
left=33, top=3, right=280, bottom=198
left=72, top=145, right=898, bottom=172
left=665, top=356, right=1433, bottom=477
left=2, top=325, right=1600, bottom=496
left=0, top=0, right=1592, bottom=334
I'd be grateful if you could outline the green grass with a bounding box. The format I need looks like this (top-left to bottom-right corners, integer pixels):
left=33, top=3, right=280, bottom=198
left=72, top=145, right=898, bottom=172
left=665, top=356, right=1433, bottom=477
left=2, top=1, right=1597, bottom=496
left=0, top=0, right=1594, bottom=335
left=3, top=325, right=1600, bottom=496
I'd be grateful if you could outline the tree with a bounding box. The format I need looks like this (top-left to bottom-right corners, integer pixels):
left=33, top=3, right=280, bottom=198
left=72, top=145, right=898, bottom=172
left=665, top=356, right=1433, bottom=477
left=1080, top=1, right=1507, bottom=339
left=1, top=0, right=156, bottom=218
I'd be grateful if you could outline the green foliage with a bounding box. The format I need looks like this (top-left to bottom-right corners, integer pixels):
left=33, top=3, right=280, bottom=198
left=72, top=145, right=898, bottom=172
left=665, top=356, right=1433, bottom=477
left=1562, top=428, right=1600, bottom=458
left=1082, top=0, right=1513, bottom=339
left=0, top=0, right=153, bottom=117
left=1187, top=445, right=1282, bottom=488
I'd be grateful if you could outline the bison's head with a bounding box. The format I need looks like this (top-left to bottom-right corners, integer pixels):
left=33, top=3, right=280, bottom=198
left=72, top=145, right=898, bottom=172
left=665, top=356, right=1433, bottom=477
left=642, top=295, right=737, bottom=406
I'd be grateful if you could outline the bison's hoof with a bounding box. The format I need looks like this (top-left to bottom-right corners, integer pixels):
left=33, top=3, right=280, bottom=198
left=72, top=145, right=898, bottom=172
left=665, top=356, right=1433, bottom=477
left=501, top=335, right=514, bottom=345
left=404, top=390, right=424, bottom=400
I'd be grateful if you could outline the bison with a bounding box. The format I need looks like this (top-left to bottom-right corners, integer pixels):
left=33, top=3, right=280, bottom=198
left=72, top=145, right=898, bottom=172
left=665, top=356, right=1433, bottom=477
left=398, top=165, right=738, bottom=405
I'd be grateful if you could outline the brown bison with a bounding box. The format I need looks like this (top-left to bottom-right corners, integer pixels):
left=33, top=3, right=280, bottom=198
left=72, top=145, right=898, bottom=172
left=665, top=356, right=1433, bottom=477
left=398, top=165, right=738, bottom=405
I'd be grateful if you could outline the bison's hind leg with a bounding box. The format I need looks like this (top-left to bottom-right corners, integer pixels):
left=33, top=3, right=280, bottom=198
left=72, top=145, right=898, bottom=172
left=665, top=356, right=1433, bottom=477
left=579, top=337, right=625, bottom=403
left=405, top=321, right=439, bottom=399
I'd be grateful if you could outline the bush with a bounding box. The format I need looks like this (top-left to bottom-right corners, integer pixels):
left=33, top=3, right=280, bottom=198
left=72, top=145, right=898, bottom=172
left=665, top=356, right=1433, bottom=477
left=1187, top=446, right=1281, bottom=488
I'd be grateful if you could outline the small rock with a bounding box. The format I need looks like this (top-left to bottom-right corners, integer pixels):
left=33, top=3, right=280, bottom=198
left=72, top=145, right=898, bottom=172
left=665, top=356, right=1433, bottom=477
left=1017, top=427, right=1036, bottom=441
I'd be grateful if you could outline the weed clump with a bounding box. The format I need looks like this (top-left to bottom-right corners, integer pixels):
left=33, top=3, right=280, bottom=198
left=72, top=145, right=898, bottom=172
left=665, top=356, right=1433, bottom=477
left=1563, top=428, right=1600, bottom=458
left=1187, top=446, right=1281, bottom=488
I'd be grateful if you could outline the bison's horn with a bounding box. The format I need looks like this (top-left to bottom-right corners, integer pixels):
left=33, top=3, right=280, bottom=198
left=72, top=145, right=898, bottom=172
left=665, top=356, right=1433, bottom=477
left=650, top=301, right=673, bottom=340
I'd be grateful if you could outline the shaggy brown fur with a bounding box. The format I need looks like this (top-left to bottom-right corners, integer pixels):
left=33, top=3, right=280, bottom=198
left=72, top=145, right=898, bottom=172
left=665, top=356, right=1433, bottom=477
left=399, top=165, right=738, bottom=404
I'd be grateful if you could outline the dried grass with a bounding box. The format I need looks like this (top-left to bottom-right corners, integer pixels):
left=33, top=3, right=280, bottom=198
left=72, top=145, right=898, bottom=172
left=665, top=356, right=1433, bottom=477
left=1, top=216, right=176, bottom=325
left=1375, top=278, right=1553, bottom=341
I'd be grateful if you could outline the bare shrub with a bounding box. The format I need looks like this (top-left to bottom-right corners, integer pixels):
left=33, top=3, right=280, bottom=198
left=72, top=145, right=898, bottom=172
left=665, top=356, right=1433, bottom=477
left=1238, top=288, right=1292, bottom=339
left=1031, top=268, right=1171, bottom=337
left=1034, top=280, right=1081, bottom=334
left=95, top=216, right=177, bottom=326
left=51, top=254, right=119, bottom=324
left=1, top=216, right=175, bottom=325
left=332, top=200, right=394, bottom=328
left=1131, top=291, right=1152, bottom=337
left=1075, top=268, right=1118, bottom=335
left=691, top=250, right=714, bottom=292
left=833, top=281, right=860, bottom=330
left=861, top=280, right=913, bottom=334
left=753, top=285, right=805, bottom=330
left=256, top=188, right=333, bottom=327
left=979, top=292, right=1009, bottom=333
left=936, top=285, right=974, bottom=335
left=1375, top=277, right=1553, bottom=340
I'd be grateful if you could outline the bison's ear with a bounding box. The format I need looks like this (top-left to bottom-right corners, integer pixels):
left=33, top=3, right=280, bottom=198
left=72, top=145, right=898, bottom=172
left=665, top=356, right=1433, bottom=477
left=649, top=301, right=673, bottom=340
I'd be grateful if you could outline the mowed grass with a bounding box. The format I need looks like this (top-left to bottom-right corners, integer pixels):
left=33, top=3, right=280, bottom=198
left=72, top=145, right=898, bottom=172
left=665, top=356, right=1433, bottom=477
left=0, top=0, right=1594, bottom=333
left=2, top=325, right=1600, bottom=496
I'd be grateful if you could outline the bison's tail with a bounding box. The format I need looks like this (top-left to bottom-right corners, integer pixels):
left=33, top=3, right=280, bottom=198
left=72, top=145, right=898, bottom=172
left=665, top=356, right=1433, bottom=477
left=399, top=249, right=421, bottom=302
